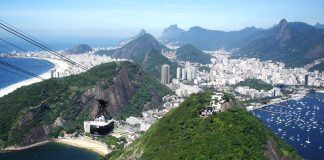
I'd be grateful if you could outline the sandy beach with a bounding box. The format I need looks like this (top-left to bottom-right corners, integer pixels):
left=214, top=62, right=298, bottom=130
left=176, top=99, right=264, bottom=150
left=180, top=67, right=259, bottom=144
left=55, top=136, right=110, bottom=156
left=0, top=57, right=69, bottom=97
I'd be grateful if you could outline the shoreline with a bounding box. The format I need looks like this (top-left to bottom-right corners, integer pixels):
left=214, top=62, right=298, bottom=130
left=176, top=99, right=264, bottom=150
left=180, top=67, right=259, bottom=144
left=0, top=136, right=109, bottom=156
left=0, top=140, right=50, bottom=152
left=55, top=136, right=110, bottom=156
left=0, top=57, right=68, bottom=97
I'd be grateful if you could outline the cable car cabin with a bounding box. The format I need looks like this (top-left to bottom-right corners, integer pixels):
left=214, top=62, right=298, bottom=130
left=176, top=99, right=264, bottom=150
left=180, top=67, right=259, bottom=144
left=90, top=118, right=114, bottom=135
left=84, top=99, right=115, bottom=135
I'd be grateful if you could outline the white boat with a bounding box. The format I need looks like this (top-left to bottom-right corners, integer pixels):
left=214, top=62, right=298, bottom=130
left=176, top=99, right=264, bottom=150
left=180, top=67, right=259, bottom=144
left=305, top=137, right=311, bottom=144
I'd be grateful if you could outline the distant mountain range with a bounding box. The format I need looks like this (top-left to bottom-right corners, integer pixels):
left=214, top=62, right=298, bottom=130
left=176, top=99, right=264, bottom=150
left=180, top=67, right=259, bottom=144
left=161, top=19, right=324, bottom=67
left=160, top=24, right=261, bottom=50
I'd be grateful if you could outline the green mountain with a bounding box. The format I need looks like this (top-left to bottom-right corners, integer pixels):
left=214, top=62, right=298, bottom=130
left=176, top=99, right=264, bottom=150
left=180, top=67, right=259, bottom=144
left=0, top=61, right=171, bottom=148
left=97, top=33, right=178, bottom=80
left=96, top=33, right=165, bottom=59
left=110, top=92, right=301, bottom=160
left=176, top=44, right=211, bottom=64
left=133, top=49, right=178, bottom=80
left=232, top=79, right=273, bottom=91
left=67, top=44, right=93, bottom=54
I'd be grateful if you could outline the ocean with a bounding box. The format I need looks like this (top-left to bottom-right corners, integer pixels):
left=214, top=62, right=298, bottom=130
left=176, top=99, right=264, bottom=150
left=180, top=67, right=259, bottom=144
left=0, top=57, right=54, bottom=89
left=0, top=142, right=99, bottom=160
left=252, top=92, right=324, bottom=160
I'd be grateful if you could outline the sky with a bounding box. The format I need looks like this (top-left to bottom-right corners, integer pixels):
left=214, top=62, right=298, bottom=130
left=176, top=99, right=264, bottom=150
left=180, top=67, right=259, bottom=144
left=0, top=0, right=324, bottom=39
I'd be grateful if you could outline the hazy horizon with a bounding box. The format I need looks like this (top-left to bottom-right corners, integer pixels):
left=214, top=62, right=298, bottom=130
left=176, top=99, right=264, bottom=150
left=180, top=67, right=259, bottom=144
left=1, top=0, right=324, bottom=39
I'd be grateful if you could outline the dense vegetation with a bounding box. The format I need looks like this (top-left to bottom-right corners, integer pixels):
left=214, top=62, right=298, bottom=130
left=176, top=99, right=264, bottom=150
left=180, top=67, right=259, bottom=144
left=117, top=75, right=172, bottom=119
left=309, top=62, right=324, bottom=72
left=133, top=49, right=178, bottom=80
left=176, top=44, right=211, bottom=64
left=233, top=79, right=273, bottom=91
left=112, top=92, right=300, bottom=160
left=0, top=61, right=171, bottom=147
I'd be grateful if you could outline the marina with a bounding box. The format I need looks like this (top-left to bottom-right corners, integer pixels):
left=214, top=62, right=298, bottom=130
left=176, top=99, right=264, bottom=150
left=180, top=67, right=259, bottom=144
left=252, top=92, right=324, bottom=160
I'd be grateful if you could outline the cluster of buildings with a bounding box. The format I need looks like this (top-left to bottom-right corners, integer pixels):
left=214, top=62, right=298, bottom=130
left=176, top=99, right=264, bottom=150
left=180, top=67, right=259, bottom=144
left=195, top=51, right=324, bottom=87
left=114, top=95, right=183, bottom=145
left=9, top=50, right=128, bottom=78
left=201, top=92, right=227, bottom=116
left=124, top=94, right=183, bottom=132
left=176, top=61, right=197, bottom=82
left=235, top=86, right=281, bottom=99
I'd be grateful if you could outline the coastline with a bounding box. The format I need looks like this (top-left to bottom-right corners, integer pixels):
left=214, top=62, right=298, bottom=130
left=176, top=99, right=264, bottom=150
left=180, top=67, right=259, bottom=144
left=1, top=136, right=110, bottom=156
left=0, top=57, right=68, bottom=97
left=55, top=136, right=110, bottom=156
left=0, top=140, right=50, bottom=152
left=316, top=89, right=324, bottom=93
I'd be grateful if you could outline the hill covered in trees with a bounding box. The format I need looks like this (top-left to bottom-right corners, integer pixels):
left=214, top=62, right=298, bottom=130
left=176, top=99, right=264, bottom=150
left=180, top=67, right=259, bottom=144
left=232, top=79, right=273, bottom=91
left=0, top=61, right=171, bottom=148
left=110, top=92, right=300, bottom=160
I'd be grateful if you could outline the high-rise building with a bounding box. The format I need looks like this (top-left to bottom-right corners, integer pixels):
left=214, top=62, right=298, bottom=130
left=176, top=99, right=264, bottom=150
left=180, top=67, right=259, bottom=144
left=181, top=68, right=186, bottom=80
left=161, top=64, right=170, bottom=84
left=305, top=75, right=309, bottom=86
left=176, top=67, right=181, bottom=79
left=187, top=68, right=192, bottom=81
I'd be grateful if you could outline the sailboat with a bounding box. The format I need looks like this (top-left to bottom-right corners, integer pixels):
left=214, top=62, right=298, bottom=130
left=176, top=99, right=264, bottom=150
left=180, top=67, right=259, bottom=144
left=305, top=137, right=311, bottom=144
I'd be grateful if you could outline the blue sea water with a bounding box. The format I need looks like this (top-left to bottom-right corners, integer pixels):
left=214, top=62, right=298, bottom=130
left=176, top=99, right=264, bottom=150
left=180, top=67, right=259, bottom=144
left=0, top=142, right=99, bottom=160
left=252, top=93, right=324, bottom=160
left=0, top=57, right=54, bottom=89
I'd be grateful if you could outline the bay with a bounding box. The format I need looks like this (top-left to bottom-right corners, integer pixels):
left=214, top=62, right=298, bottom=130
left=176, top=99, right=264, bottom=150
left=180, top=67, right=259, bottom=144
left=252, top=92, right=324, bottom=160
left=0, top=142, right=99, bottom=160
left=0, top=57, right=54, bottom=89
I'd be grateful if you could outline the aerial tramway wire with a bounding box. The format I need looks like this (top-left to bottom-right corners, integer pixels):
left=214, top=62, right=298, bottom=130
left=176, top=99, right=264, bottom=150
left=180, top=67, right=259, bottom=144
left=0, top=43, right=12, bottom=51
left=0, top=60, right=45, bottom=80
left=0, top=67, right=31, bottom=79
left=0, top=38, right=66, bottom=70
left=0, top=21, right=88, bottom=70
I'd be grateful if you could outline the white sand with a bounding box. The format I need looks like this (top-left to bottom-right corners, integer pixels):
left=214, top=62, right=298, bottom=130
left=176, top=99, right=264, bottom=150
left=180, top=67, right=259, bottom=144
left=0, top=57, right=69, bottom=97
left=55, top=136, right=110, bottom=156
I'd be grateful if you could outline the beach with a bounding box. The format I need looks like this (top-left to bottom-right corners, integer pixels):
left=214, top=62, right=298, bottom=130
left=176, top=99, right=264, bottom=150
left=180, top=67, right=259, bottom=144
left=0, top=57, right=69, bottom=97
left=55, top=136, right=110, bottom=156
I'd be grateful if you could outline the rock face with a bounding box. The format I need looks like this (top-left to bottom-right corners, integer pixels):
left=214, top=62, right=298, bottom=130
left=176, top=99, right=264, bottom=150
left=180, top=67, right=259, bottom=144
left=276, top=19, right=291, bottom=45
left=82, top=67, right=144, bottom=118
left=8, top=104, right=51, bottom=146
left=67, top=44, right=93, bottom=54
left=160, top=24, right=185, bottom=42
